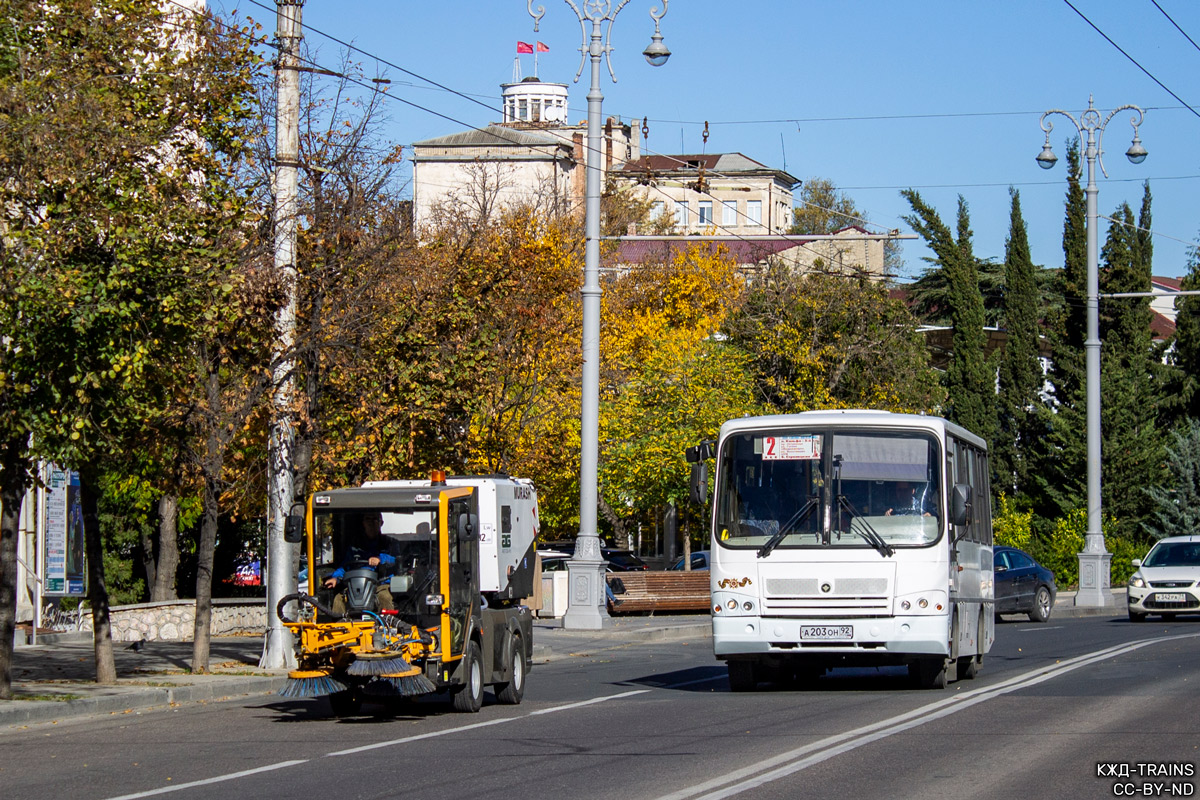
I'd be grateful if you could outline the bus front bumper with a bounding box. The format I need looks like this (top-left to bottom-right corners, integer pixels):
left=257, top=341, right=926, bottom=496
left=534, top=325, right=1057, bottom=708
left=712, top=614, right=948, bottom=658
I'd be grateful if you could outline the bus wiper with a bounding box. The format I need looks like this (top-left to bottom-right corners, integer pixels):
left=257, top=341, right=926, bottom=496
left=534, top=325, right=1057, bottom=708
left=837, top=495, right=895, bottom=558
left=757, top=495, right=818, bottom=559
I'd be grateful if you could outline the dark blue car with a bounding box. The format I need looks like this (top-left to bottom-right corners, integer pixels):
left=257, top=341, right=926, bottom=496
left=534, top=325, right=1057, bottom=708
left=994, top=546, right=1057, bottom=622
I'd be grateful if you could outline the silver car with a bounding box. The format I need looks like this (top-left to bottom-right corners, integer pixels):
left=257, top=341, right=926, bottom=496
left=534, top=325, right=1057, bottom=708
left=1127, top=535, right=1200, bottom=622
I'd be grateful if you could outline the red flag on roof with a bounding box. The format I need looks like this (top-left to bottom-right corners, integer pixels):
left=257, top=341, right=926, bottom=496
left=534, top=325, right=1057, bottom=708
left=537, top=41, right=550, bottom=52
left=517, top=41, right=534, bottom=54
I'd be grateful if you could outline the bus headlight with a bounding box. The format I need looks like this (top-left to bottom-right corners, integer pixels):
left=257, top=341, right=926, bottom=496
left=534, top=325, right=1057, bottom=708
left=742, top=601, right=754, bottom=612
left=726, top=599, right=738, bottom=611
left=900, top=600, right=911, bottom=611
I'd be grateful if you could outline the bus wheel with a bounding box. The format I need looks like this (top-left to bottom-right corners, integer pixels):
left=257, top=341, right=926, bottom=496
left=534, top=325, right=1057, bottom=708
left=911, top=657, right=948, bottom=689
left=728, top=660, right=757, bottom=692
left=957, top=654, right=981, bottom=680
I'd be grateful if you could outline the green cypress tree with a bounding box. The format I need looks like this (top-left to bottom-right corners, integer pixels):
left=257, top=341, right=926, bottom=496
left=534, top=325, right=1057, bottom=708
left=995, top=189, right=1042, bottom=497
left=1049, top=139, right=1087, bottom=400
left=902, top=191, right=995, bottom=441
left=1101, top=203, right=1150, bottom=352
left=1146, top=419, right=1200, bottom=539
left=1097, top=198, right=1164, bottom=538
left=1173, top=238, right=1200, bottom=417
left=1028, top=139, right=1087, bottom=522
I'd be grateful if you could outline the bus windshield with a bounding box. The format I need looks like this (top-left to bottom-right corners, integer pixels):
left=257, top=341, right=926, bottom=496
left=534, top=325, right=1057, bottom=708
left=714, top=428, right=942, bottom=551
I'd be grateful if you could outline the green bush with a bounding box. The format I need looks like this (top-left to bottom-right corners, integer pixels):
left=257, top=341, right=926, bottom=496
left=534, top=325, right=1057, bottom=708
left=993, top=493, right=1032, bottom=550
left=1031, top=509, right=1086, bottom=588
left=1109, top=534, right=1148, bottom=587
left=1029, top=507, right=1146, bottom=589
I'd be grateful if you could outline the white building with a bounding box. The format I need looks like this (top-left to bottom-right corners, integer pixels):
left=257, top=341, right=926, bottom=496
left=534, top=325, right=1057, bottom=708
left=411, top=77, right=638, bottom=231
left=617, top=152, right=797, bottom=236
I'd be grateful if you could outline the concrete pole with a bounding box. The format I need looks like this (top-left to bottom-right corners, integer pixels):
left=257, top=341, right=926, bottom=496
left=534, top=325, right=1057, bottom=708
left=261, top=0, right=303, bottom=669
left=1038, top=98, right=1144, bottom=608
left=1077, top=125, right=1113, bottom=607
left=563, top=13, right=610, bottom=630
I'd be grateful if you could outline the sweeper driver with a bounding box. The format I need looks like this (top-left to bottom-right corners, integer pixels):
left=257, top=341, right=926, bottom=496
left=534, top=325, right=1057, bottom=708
left=324, top=511, right=396, bottom=614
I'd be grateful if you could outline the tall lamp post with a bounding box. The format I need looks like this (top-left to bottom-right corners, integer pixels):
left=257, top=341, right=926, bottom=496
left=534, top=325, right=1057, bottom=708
left=1036, top=96, right=1147, bottom=608
left=528, top=0, right=670, bottom=629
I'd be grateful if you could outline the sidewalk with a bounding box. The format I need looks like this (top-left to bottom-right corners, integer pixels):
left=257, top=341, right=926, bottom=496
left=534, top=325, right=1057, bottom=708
left=0, top=614, right=713, bottom=730
left=1, top=591, right=1126, bottom=730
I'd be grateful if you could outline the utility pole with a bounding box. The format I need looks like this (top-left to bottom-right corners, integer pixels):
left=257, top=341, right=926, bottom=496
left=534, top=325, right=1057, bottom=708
left=261, top=0, right=304, bottom=670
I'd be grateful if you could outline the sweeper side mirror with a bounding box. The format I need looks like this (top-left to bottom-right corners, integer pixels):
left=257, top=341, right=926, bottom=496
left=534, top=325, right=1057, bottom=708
left=283, top=503, right=307, bottom=544
left=457, top=512, right=479, bottom=542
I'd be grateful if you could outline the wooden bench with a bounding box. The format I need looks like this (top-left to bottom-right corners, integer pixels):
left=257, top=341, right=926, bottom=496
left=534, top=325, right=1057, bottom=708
left=607, top=571, right=711, bottom=614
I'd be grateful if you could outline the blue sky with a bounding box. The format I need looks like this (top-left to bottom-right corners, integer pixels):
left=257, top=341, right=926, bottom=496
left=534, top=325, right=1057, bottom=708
left=221, top=1, right=1200, bottom=280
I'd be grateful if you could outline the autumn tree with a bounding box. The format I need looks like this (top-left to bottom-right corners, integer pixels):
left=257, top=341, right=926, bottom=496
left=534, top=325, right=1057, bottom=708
left=0, top=0, right=263, bottom=689
left=599, top=245, right=759, bottom=542
left=257, top=61, right=415, bottom=502
left=725, top=259, right=941, bottom=415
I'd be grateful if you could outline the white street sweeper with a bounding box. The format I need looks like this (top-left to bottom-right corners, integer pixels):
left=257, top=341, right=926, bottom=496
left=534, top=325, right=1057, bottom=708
left=277, top=471, right=537, bottom=715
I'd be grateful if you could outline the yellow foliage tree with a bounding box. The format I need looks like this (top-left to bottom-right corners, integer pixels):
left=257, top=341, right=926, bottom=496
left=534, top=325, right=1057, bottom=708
left=598, top=244, right=760, bottom=539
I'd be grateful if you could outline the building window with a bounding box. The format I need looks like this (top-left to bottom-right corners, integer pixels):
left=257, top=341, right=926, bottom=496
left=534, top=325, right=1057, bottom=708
left=747, top=200, right=762, bottom=225
left=652, top=201, right=666, bottom=219
left=722, top=200, right=737, bottom=226
left=531, top=99, right=541, bottom=121
left=675, top=201, right=689, bottom=226
left=518, top=99, right=528, bottom=120
left=698, top=201, right=713, bottom=225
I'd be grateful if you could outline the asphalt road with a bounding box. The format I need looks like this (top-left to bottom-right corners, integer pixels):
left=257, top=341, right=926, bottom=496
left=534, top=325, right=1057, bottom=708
left=1, top=615, right=1197, bottom=800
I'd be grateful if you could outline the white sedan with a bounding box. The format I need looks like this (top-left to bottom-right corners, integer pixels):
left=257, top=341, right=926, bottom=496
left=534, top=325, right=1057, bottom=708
left=1127, top=535, right=1200, bottom=622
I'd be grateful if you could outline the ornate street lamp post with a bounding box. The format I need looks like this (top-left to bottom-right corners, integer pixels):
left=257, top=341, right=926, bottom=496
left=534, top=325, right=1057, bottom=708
left=1036, top=96, right=1147, bottom=607
left=528, top=1, right=669, bottom=629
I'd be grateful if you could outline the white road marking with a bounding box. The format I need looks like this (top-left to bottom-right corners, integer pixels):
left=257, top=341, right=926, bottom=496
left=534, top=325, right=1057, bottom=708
left=653, top=632, right=1200, bottom=800
left=102, top=760, right=308, bottom=800
left=327, top=688, right=651, bottom=756
left=102, top=688, right=653, bottom=799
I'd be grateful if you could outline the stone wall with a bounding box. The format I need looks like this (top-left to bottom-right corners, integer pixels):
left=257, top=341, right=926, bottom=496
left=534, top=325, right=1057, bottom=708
left=78, top=599, right=266, bottom=642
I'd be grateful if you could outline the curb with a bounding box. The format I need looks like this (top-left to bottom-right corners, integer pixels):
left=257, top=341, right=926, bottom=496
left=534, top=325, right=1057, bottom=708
left=1, top=676, right=289, bottom=728
left=533, top=621, right=711, bottom=662
left=14, top=631, right=92, bottom=648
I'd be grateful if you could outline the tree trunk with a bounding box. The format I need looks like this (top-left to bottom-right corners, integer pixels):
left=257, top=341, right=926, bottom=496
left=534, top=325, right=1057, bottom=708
left=192, top=363, right=223, bottom=674
left=0, top=441, right=31, bottom=700
left=139, top=528, right=157, bottom=602
left=191, top=467, right=218, bottom=673
left=597, top=492, right=625, bottom=549
left=152, top=493, right=179, bottom=601
left=80, top=468, right=116, bottom=684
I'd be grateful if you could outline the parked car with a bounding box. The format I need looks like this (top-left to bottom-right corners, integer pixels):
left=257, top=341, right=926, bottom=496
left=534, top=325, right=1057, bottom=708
left=1127, top=535, right=1200, bottom=622
left=538, top=548, right=648, bottom=573
left=994, top=546, right=1057, bottom=622
left=538, top=549, right=571, bottom=572
left=602, top=548, right=648, bottom=572
left=667, top=550, right=710, bottom=571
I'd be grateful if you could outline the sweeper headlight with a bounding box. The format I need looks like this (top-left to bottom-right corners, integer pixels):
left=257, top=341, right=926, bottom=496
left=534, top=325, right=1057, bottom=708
left=425, top=593, right=444, bottom=606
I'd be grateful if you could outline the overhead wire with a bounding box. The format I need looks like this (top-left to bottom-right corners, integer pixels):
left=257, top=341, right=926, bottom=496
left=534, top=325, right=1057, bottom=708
left=224, top=0, right=901, bottom=240
left=187, top=1, right=1197, bottom=270
left=1150, top=0, right=1200, bottom=55
left=1062, top=0, right=1200, bottom=120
